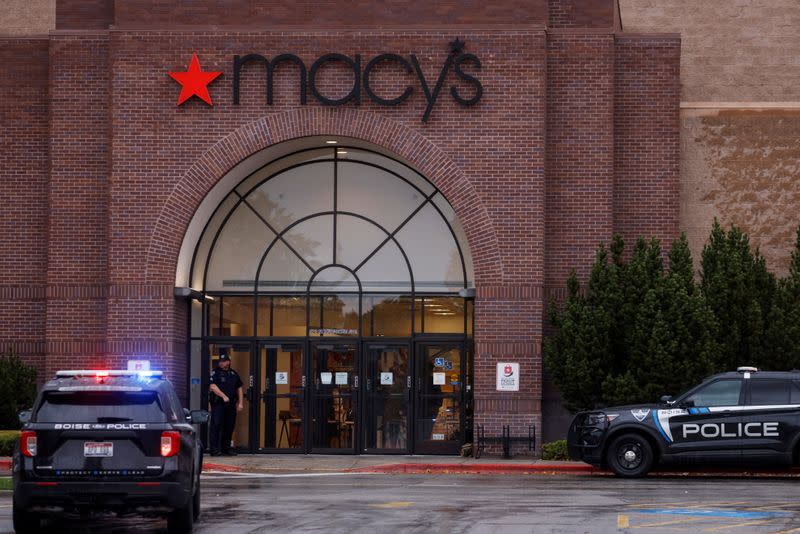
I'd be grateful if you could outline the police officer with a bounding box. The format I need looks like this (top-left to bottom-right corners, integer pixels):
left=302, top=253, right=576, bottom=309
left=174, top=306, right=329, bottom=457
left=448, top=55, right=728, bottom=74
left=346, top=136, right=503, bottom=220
left=208, top=352, right=244, bottom=456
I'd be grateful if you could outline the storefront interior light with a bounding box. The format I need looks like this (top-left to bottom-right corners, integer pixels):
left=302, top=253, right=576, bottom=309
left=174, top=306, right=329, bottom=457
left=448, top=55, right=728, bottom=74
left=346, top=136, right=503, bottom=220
left=325, top=140, right=338, bottom=144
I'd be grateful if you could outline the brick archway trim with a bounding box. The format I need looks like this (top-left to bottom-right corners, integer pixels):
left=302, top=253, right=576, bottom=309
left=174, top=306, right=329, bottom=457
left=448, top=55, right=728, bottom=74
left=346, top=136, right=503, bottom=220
left=146, top=107, right=502, bottom=285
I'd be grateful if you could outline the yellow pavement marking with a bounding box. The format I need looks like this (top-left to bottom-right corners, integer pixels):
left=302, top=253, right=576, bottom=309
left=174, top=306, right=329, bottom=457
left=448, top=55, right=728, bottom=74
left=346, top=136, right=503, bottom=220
left=0, top=505, right=10, bottom=508
left=369, top=501, right=414, bottom=509
left=618, top=514, right=629, bottom=528
left=703, top=519, right=774, bottom=532
left=628, top=502, right=695, bottom=508
left=632, top=516, right=712, bottom=529
left=687, top=502, right=751, bottom=508
left=750, top=504, right=799, bottom=511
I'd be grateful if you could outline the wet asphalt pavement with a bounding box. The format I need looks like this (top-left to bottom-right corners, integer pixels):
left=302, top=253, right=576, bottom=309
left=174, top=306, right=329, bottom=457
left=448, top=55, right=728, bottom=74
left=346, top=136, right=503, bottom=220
left=2, top=472, right=800, bottom=533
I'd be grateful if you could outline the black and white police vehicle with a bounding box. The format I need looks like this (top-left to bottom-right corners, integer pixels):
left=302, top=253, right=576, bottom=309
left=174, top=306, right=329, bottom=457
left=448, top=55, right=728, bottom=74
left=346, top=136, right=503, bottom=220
left=12, top=370, right=209, bottom=533
left=568, top=367, right=800, bottom=477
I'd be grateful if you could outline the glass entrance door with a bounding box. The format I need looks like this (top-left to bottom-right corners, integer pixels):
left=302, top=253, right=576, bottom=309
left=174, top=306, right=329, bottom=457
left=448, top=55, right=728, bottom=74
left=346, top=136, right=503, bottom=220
left=206, top=342, right=254, bottom=453
left=414, top=343, right=465, bottom=454
left=362, top=344, right=411, bottom=453
left=258, top=343, right=304, bottom=452
left=310, top=343, right=358, bottom=453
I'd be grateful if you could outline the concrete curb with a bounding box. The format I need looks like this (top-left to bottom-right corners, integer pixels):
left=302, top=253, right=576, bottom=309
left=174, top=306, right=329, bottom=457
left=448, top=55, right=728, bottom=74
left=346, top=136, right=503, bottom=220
left=0, top=458, right=241, bottom=474
left=202, top=461, right=242, bottom=472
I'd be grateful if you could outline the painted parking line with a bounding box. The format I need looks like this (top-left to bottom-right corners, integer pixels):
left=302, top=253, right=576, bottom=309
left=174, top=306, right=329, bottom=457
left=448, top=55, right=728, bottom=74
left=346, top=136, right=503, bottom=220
left=628, top=508, right=793, bottom=520
left=703, top=519, right=776, bottom=531
left=631, top=516, right=716, bottom=529
left=369, top=501, right=414, bottom=508
left=631, top=501, right=750, bottom=509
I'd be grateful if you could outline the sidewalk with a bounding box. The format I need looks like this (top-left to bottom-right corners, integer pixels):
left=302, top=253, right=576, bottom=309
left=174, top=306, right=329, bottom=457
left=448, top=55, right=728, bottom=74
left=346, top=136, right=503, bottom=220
left=201, top=454, right=599, bottom=475
left=199, top=454, right=800, bottom=477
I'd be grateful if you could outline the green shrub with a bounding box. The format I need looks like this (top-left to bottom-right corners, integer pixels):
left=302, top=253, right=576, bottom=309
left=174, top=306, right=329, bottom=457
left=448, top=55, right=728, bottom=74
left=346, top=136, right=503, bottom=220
left=541, top=439, right=569, bottom=461
left=0, top=430, right=20, bottom=456
left=0, top=348, right=37, bottom=429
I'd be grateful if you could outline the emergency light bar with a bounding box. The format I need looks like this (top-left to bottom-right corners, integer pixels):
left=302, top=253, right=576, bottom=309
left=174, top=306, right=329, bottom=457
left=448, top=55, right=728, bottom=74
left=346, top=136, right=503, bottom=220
left=55, top=370, right=164, bottom=378
left=737, top=366, right=758, bottom=373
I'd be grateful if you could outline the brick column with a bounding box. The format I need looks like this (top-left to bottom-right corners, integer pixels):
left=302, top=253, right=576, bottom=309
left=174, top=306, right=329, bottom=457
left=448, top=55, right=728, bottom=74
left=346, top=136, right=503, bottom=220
left=613, top=35, right=681, bottom=246
left=46, top=33, right=111, bottom=375
left=0, top=39, right=49, bottom=378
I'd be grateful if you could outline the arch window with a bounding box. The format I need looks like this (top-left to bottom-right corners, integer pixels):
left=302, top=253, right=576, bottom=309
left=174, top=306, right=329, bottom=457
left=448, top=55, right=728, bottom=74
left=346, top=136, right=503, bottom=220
left=191, top=145, right=473, bottom=340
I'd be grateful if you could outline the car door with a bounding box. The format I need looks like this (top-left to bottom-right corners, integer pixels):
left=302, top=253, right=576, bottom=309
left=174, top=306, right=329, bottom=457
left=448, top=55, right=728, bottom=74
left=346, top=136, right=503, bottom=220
left=738, top=378, right=798, bottom=464
left=663, top=378, right=743, bottom=463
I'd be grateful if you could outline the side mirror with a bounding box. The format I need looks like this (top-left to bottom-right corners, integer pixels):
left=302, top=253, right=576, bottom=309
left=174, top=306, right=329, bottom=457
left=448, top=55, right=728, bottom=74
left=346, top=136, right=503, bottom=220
left=679, top=399, right=695, bottom=408
left=190, top=410, right=210, bottom=424
left=660, top=395, right=673, bottom=405
left=183, top=408, right=191, bottom=421
left=18, top=409, right=32, bottom=424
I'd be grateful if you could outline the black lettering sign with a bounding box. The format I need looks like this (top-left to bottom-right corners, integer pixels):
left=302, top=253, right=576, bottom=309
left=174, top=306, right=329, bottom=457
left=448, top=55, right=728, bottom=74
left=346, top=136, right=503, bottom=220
left=233, top=53, right=307, bottom=105
left=232, top=40, right=483, bottom=122
left=309, top=53, right=361, bottom=106
left=452, top=53, right=483, bottom=106
left=364, top=53, right=414, bottom=106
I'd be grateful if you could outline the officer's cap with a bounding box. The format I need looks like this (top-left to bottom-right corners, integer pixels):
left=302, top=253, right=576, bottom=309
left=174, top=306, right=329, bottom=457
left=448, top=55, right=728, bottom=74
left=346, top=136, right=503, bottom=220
left=218, top=353, right=230, bottom=362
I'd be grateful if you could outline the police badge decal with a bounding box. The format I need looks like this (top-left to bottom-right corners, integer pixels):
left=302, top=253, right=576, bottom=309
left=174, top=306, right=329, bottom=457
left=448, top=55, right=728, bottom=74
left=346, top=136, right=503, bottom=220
left=631, top=408, right=650, bottom=422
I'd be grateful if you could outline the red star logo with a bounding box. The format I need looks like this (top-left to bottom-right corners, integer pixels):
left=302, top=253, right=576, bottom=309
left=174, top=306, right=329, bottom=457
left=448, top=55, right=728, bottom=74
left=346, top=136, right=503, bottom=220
left=168, top=53, right=222, bottom=106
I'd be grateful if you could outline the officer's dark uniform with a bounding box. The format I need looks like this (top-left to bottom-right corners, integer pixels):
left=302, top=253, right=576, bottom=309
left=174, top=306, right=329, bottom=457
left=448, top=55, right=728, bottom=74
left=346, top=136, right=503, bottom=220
left=208, top=356, right=243, bottom=455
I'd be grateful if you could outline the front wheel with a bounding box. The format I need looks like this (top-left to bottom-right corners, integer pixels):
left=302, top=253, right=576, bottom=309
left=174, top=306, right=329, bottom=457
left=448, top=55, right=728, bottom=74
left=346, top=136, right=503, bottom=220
left=13, top=501, right=40, bottom=533
left=606, top=433, right=654, bottom=478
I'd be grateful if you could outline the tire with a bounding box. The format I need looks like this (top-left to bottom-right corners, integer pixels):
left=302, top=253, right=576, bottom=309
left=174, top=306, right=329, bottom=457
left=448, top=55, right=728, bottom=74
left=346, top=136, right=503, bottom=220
left=192, top=480, right=201, bottom=522
left=12, top=501, right=40, bottom=534
left=167, top=492, right=194, bottom=534
left=606, top=433, right=654, bottom=478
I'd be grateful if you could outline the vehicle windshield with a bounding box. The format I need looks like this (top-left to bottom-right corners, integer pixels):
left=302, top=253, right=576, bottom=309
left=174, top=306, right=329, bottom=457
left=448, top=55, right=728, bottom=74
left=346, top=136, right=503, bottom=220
left=35, top=391, right=167, bottom=423
left=674, top=379, right=743, bottom=407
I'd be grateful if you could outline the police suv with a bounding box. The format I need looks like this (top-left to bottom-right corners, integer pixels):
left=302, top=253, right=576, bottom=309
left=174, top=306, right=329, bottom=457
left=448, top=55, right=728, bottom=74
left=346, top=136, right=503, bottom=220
left=12, top=370, right=209, bottom=533
left=567, top=367, right=800, bottom=477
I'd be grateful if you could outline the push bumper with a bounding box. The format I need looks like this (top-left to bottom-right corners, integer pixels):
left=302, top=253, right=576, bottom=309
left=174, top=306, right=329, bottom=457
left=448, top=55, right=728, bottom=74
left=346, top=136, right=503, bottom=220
left=567, top=411, right=609, bottom=466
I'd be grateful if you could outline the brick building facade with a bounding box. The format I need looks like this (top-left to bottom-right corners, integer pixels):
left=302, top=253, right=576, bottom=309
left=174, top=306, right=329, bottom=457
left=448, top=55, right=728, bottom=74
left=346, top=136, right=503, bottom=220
left=0, top=0, right=679, bottom=454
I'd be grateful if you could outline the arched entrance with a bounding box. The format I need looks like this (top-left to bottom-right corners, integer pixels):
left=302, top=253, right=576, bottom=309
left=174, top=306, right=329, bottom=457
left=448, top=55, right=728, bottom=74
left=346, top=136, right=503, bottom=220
left=187, top=137, right=474, bottom=454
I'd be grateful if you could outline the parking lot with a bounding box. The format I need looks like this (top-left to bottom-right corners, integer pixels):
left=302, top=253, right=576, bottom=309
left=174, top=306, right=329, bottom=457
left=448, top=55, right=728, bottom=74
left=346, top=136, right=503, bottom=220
left=2, top=472, right=800, bottom=533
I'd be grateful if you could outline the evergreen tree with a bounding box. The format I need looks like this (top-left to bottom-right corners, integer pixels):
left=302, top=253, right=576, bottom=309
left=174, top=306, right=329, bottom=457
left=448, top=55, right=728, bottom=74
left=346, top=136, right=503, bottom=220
left=668, top=233, right=694, bottom=292
left=763, top=227, right=800, bottom=370
left=544, top=271, right=611, bottom=412
left=546, top=232, right=720, bottom=411
left=700, top=220, right=776, bottom=370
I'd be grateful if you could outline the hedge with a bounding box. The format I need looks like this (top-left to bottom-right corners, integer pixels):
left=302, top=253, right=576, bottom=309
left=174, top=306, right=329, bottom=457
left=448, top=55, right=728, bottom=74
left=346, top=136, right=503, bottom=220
left=541, top=439, right=569, bottom=461
left=0, top=430, right=19, bottom=456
